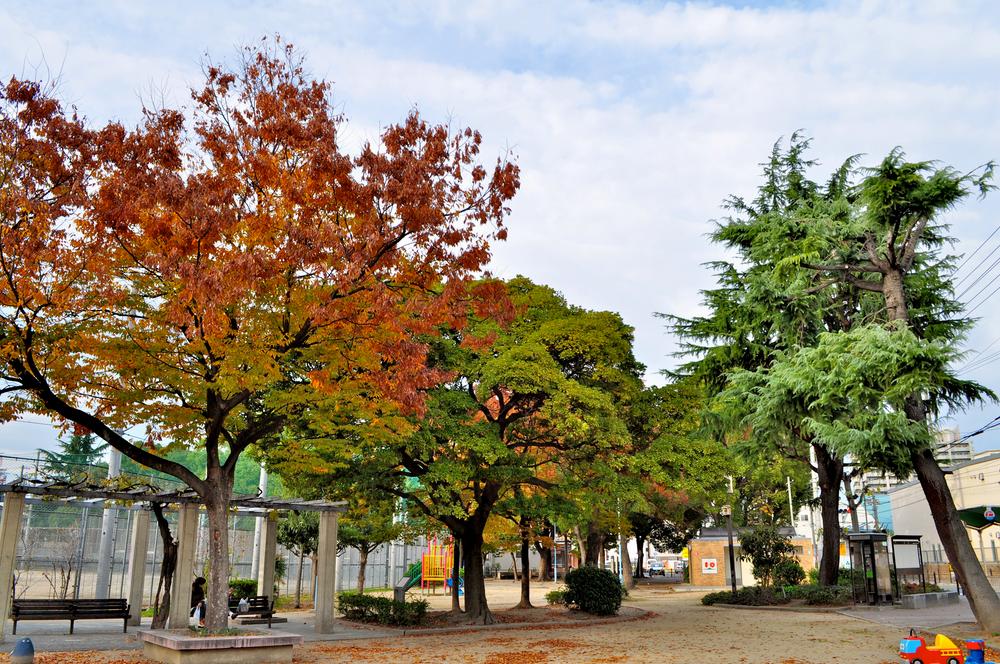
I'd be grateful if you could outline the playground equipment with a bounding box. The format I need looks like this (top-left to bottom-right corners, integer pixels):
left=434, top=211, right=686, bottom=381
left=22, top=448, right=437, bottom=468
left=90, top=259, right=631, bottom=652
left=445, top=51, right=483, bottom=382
left=421, top=537, right=451, bottom=594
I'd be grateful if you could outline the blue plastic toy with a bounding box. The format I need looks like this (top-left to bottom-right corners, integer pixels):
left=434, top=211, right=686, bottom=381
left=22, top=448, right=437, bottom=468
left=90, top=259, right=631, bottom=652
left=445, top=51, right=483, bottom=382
left=965, top=640, right=997, bottom=664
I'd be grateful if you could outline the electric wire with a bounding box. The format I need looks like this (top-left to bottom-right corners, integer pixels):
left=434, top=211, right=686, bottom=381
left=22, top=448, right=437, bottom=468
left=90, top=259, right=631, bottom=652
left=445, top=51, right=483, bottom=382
left=953, top=223, right=1000, bottom=283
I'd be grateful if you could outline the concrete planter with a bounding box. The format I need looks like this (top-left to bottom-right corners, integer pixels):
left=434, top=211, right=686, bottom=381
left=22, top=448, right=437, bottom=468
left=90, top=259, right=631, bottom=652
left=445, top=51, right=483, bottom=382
left=138, top=629, right=303, bottom=664
left=900, top=590, right=959, bottom=609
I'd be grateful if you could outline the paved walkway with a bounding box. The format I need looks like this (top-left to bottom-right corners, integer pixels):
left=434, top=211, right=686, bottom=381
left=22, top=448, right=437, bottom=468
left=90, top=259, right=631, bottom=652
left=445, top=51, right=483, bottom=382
left=0, top=611, right=393, bottom=651
left=840, top=596, right=975, bottom=629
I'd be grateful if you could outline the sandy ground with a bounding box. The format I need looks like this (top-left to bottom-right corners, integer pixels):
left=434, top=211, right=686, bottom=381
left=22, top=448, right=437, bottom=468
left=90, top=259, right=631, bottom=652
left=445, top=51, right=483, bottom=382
left=0, top=581, right=931, bottom=664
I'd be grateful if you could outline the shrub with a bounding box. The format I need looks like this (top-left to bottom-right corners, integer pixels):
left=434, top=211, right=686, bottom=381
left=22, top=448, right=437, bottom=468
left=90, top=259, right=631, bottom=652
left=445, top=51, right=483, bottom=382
left=545, top=588, right=568, bottom=605
left=229, top=578, right=257, bottom=598
left=738, top=525, right=795, bottom=587
left=337, top=592, right=428, bottom=626
left=564, top=567, right=624, bottom=616
left=701, top=587, right=788, bottom=606
left=773, top=559, right=805, bottom=587
left=806, top=567, right=854, bottom=587
left=781, top=583, right=852, bottom=605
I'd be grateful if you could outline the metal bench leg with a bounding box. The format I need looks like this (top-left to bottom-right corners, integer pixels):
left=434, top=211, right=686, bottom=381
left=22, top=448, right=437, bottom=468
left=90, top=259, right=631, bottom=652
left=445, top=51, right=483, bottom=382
left=12, top=619, right=16, bottom=635
left=70, top=619, right=75, bottom=635
left=124, top=617, right=128, bottom=633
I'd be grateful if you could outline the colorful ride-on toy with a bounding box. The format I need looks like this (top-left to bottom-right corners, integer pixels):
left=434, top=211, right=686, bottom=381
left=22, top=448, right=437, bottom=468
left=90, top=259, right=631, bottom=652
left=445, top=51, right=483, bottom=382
left=965, top=639, right=998, bottom=664
left=899, top=630, right=963, bottom=664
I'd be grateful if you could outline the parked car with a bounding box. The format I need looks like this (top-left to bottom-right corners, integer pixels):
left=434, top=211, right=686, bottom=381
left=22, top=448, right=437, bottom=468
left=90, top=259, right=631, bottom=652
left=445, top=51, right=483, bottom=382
left=647, top=560, right=665, bottom=576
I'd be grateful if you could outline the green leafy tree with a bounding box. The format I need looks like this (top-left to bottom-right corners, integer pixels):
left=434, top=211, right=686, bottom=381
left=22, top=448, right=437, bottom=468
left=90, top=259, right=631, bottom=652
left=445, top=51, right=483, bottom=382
left=277, top=511, right=318, bottom=608
left=39, top=425, right=108, bottom=482
left=739, top=525, right=795, bottom=588
left=269, top=277, right=641, bottom=624
left=661, top=134, right=870, bottom=586
left=338, top=497, right=408, bottom=594
left=770, top=149, right=1000, bottom=629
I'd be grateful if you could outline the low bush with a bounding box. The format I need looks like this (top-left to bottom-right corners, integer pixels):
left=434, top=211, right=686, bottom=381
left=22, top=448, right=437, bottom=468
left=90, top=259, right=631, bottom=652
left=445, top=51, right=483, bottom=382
left=701, top=587, right=788, bottom=606
left=781, top=584, right=853, bottom=605
left=545, top=588, right=568, bottom=605
left=229, top=578, right=257, bottom=598
left=564, top=566, right=624, bottom=616
left=337, top=592, right=428, bottom=626
left=901, top=582, right=944, bottom=595
left=773, top=559, right=805, bottom=587
left=806, top=567, right=854, bottom=587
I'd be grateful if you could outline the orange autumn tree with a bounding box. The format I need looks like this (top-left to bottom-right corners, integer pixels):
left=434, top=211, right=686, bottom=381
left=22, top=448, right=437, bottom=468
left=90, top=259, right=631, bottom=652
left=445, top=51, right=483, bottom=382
left=0, top=40, right=518, bottom=629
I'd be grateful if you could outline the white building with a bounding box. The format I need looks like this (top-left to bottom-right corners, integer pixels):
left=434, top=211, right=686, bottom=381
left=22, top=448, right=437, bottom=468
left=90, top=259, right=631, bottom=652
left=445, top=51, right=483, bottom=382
left=887, top=450, right=1000, bottom=565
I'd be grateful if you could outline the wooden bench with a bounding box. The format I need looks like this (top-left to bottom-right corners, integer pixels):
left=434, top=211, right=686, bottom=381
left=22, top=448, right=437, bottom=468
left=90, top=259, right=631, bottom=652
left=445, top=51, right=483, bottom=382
left=12, top=598, right=130, bottom=634
left=228, top=595, right=275, bottom=628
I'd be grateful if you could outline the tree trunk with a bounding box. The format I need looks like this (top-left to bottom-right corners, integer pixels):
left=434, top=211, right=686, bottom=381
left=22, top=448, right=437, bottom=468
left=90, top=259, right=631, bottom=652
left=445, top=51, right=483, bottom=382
left=584, top=525, right=602, bottom=566
left=515, top=518, right=532, bottom=608
left=461, top=528, right=493, bottom=624
left=295, top=548, right=305, bottom=608
left=357, top=547, right=369, bottom=594
left=203, top=491, right=232, bottom=630
left=813, top=442, right=845, bottom=586
left=535, top=541, right=551, bottom=581
left=635, top=535, right=646, bottom=579
left=883, top=266, right=1000, bottom=632
left=150, top=502, right=177, bottom=630
left=912, top=446, right=1000, bottom=631
left=620, top=532, right=635, bottom=589
left=598, top=539, right=606, bottom=569
left=841, top=474, right=860, bottom=531
left=451, top=536, right=462, bottom=613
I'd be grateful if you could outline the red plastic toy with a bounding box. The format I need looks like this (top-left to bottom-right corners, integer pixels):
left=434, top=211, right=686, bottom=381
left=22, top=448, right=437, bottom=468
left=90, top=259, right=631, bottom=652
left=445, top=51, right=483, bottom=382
left=899, top=630, right=963, bottom=664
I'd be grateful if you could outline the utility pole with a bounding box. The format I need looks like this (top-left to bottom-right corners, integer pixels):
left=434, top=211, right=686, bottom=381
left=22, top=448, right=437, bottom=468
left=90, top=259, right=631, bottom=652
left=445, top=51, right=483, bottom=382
left=786, top=476, right=795, bottom=529
left=724, top=476, right=737, bottom=593
left=250, top=466, right=268, bottom=581
left=95, top=445, right=122, bottom=598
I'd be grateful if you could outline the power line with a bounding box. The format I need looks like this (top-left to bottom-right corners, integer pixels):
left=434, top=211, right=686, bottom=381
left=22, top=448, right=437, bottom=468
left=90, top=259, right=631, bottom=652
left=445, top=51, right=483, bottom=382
left=954, top=223, right=1000, bottom=277
left=0, top=417, right=148, bottom=443
left=964, top=280, right=1000, bottom=316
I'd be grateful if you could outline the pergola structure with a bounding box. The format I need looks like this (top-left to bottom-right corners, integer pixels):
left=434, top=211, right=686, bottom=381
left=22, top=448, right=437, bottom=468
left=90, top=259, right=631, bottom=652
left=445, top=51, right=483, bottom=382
left=0, top=479, right=345, bottom=640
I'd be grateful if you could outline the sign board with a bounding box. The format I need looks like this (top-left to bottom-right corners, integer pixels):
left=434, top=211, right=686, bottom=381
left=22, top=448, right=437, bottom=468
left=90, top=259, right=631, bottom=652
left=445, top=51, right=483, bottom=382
left=702, top=558, right=718, bottom=575
left=680, top=547, right=689, bottom=560
left=986, top=507, right=996, bottom=522
left=720, top=505, right=732, bottom=517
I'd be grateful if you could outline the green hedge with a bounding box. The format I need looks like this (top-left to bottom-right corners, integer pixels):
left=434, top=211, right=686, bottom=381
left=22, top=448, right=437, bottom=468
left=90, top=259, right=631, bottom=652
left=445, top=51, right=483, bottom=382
left=782, top=584, right=852, bottom=605
left=337, top=592, right=429, bottom=626
left=702, top=584, right=853, bottom=607
left=564, top=567, right=623, bottom=616
left=701, top=587, right=788, bottom=606
left=229, top=578, right=257, bottom=598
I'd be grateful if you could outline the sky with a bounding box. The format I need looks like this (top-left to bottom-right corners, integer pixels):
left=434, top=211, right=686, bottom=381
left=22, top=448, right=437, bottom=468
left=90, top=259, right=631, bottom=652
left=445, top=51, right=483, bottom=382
left=3, top=0, right=1000, bottom=455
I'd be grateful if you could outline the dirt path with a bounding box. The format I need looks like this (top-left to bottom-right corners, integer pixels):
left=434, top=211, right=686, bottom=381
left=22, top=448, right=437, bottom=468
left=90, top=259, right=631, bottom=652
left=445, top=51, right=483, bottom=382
left=0, top=587, right=908, bottom=663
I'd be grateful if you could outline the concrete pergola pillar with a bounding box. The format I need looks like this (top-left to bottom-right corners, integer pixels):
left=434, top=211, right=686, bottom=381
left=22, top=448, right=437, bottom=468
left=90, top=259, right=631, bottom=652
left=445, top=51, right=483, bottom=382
left=0, top=492, right=26, bottom=641
left=126, top=508, right=150, bottom=625
left=256, top=511, right=278, bottom=599
left=314, top=511, right=339, bottom=634
left=168, top=504, right=199, bottom=629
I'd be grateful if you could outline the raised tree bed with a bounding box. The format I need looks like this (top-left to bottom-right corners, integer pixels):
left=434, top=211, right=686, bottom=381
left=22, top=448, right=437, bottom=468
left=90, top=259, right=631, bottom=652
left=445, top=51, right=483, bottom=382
left=138, top=629, right=302, bottom=664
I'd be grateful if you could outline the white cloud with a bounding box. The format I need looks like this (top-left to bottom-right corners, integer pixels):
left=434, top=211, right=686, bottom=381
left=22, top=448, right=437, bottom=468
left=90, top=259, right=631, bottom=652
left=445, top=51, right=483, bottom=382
left=3, top=0, right=1000, bottom=450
